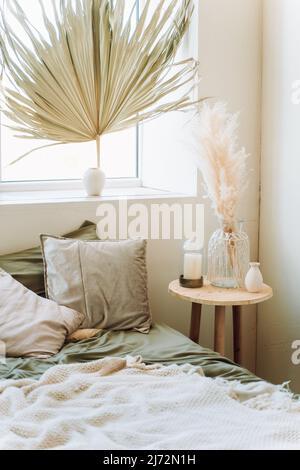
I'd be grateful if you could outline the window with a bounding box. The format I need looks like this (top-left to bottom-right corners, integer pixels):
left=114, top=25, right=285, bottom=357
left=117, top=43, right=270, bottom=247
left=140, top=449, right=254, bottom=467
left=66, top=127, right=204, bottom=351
left=1, top=125, right=139, bottom=182
left=0, top=0, right=140, bottom=185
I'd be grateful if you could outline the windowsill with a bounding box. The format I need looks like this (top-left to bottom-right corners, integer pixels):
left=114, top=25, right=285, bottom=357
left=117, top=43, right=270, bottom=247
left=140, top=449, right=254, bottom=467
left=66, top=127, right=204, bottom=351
left=0, top=186, right=195, bottom=207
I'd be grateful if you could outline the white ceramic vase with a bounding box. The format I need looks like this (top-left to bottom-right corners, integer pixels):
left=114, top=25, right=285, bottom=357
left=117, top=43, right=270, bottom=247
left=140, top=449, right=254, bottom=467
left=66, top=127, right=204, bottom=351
left=83, top=168, right=105, bottom=197
left=245, top=262, right=264, bottom=293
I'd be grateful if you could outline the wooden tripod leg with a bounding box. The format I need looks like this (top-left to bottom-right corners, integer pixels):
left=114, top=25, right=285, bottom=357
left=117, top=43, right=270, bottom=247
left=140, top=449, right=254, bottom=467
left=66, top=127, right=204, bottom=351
left=189, top=303, right=202, bottom=343
left=233, top=305, right=242, bottom=364
left=214, top=306, right=226, bottom=356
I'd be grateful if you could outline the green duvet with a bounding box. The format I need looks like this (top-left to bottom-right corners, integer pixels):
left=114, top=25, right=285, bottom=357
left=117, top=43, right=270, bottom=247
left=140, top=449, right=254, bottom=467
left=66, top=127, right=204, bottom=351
left=0, top=323, right=260, bottom=383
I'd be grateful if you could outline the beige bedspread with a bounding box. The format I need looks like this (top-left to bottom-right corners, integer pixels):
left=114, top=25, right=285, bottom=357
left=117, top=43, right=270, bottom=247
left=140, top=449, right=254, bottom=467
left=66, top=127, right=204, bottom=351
left=0, top=357, right=299, bottom=450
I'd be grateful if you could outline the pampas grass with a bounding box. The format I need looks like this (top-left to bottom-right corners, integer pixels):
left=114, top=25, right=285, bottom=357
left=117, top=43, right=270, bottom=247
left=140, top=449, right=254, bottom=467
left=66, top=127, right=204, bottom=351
left=195, top=102, right=248, bottom=230
left=0, top=0, right=198, bottom=166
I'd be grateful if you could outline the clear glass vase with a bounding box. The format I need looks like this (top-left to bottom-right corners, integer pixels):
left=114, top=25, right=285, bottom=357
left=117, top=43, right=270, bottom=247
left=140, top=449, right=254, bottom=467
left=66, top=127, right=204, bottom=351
left=207, top=221, right=250, bottom=288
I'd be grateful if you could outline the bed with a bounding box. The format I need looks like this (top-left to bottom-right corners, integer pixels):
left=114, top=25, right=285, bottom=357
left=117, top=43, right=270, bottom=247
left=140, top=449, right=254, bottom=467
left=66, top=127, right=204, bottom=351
left=0, top=323, right=259, bottom=383
left=1, top=324, right=300, bottom=450
left=0, top=222, right=299, bottom=450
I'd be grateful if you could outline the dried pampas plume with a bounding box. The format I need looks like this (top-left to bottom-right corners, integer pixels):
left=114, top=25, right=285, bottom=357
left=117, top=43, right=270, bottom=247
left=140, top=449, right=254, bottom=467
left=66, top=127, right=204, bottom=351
left=195, top=102, right=249, bottom=229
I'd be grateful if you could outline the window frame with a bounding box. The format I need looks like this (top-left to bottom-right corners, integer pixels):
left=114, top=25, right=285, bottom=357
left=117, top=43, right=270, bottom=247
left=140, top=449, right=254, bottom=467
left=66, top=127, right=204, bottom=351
left=0, top=125, right=142, bottom=192
left=0, top=0, right=142, bottom=192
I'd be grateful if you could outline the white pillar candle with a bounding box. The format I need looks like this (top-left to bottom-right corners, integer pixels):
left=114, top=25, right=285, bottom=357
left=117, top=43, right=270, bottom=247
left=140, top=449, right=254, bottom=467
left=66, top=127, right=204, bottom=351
left=184, top=253, right=202, bottom=280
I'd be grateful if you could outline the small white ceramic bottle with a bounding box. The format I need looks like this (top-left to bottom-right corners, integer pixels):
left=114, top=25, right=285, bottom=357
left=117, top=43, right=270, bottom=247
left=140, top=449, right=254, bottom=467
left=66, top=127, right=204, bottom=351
left=83, top=168, right=106, bottom=197
left=245, top=262, right=264, bottom=293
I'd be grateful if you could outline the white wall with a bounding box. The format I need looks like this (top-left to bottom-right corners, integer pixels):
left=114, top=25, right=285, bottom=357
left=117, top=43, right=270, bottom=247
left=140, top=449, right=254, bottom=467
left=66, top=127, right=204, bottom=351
left=0, top=0, right=263, bottom=372
left=198, top=0, right=262, bottom=371
left=0, top=197, right=197, bottom=338
left=259, top=0, right=300, bottom=392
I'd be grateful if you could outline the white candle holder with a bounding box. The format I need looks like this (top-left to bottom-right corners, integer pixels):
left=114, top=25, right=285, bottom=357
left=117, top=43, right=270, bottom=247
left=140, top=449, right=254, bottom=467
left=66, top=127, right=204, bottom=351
left=181, top=238, right=203, bottom=288
left=179, top=275, right=204, bottom=288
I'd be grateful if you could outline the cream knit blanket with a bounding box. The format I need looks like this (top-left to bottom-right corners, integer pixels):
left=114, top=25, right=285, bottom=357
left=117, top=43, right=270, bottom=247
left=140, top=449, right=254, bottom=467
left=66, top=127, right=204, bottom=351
left=0, top=357, right=299, bottom=450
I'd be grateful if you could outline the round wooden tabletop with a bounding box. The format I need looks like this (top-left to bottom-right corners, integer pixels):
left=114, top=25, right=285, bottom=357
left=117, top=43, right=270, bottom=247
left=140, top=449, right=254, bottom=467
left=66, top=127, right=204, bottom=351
left=168, top=279, right=273, bottom=306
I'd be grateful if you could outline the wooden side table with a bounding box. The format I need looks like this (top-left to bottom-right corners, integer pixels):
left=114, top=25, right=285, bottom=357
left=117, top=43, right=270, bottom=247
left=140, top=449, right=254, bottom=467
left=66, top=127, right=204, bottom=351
left=168, top=279, right=273, bottom=364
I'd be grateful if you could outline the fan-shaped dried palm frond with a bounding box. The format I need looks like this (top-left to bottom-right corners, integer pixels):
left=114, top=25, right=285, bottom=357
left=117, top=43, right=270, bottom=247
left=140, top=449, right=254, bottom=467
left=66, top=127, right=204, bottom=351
left=195, top=102, right=249, bottom=229
left=0, top=0, right=198, bottom=166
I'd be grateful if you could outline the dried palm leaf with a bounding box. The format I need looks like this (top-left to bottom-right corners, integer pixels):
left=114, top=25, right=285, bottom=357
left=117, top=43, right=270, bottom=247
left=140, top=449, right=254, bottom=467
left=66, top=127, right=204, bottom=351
left=0, top=0, right=199, bottom=166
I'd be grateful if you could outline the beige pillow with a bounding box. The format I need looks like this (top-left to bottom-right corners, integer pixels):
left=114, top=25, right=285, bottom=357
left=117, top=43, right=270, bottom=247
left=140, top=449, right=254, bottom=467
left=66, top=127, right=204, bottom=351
left=41, top=236, right=152, bottom=333
left=66, top=329, right=101, bottom=342
left=0, top=269, right=84, bottom=358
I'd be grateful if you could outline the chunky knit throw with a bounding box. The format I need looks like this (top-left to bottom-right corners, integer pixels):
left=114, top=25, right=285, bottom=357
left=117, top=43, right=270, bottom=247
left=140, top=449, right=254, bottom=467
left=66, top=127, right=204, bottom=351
left=0, top=357, right=299, bottom=450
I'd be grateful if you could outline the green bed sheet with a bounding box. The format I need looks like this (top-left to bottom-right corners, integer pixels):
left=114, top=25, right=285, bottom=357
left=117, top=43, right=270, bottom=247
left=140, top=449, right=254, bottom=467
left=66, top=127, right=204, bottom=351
left=0, top=323, right=260, bottom=383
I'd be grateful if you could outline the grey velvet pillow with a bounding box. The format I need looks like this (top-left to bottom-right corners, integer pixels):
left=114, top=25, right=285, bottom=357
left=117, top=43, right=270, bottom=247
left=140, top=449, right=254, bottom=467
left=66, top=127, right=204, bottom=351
left=0, top=269, right=84, bottom=358
left=40, top=236, right=152, bottom=333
